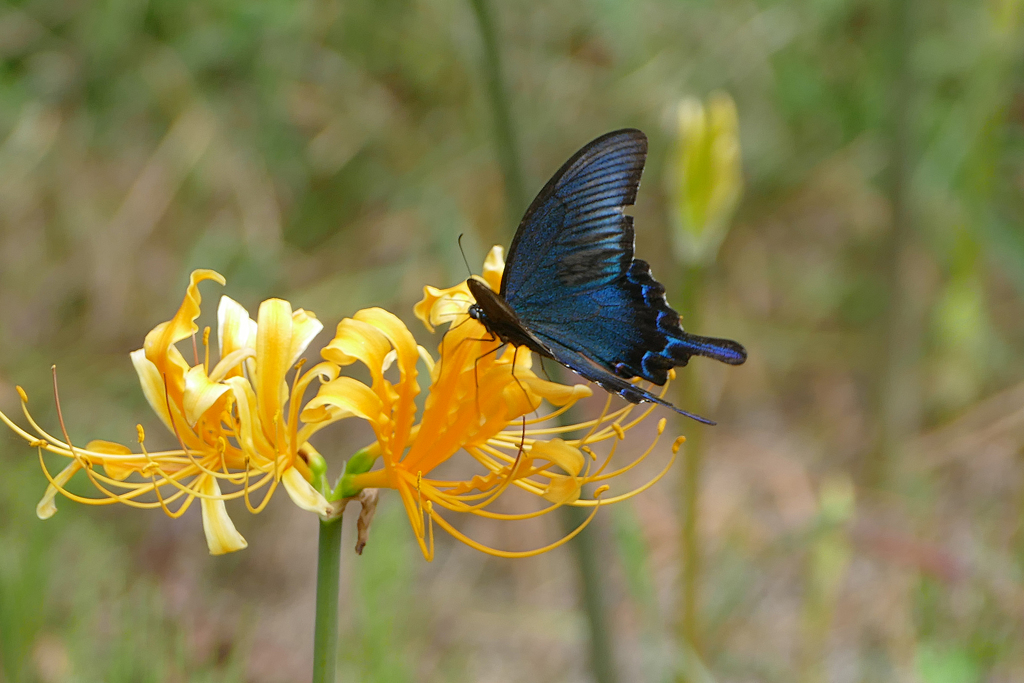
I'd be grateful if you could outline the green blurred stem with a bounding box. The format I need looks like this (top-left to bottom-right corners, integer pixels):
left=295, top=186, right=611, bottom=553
left=466, top=1, right=619, bottom=679
left=467, top=0, right=528, bottom=219
left=561, top=503, right=619, bottom=683
left=868, top=0, right=918, bottom=488
left=678, top=264, right=707, bottom=674
left=554, top=394, right=621, bottom=683
left=312, top=516, right=344, bottom=683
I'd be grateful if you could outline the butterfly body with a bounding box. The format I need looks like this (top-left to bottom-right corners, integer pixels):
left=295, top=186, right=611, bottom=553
left=467, top=277, right=550, bottom=356
left=468, top=129, right=747, bottom=425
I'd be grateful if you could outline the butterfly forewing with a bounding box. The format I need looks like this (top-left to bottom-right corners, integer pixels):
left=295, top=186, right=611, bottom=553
left=501, top=130, right=647, bottom=302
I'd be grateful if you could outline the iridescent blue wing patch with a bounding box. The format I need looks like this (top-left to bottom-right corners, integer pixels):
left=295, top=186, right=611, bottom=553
left=478, top=129, right=746, bottom=423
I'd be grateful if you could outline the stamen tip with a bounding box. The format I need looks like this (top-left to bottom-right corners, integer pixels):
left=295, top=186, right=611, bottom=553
left=136, top=424, right=146, bottom=442
left=612, top=423, right=626, bottom=440
left=672, top=436, right=687, bottom=453
left=16, top=386, right=28, bottom=402
left=594, top=484, right=610, bottom=497
left=668, top=368, right=677, bottom=380
left=657, top=418, right=666, bottom=434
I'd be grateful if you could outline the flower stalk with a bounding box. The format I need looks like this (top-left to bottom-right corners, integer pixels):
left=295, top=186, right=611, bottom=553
left=312, top=515, right=344, bottom=683
left=665, top=92, right=743, bottom=677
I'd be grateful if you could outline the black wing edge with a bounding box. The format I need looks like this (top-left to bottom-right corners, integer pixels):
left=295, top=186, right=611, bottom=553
left=547, top=339, right=717, bottom=426
left=502, top=128, right=648, bottom=294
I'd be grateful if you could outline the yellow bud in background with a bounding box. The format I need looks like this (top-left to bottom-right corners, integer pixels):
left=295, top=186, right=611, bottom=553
left=666, top=92, right=743, bottom=265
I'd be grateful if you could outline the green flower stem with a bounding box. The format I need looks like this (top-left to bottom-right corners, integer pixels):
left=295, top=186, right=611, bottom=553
left=868, top=0, right=919, bottom=488
left=467, top=0, right=528, bottom=220
left=466, top=2, right=617, bottom=678
left=312, top=515, right=344, bottom=683
left=556, top=390, right=620, bottom=683
left=561, top=502, right=619, bottom=683
left=678, top=263, right=707, bottom=679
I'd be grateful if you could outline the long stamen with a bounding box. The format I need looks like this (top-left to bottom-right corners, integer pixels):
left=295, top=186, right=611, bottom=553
left=427, top=487, right=607, bottom=558
left=35, top=447, right=181, bottom=509
left=286, top=359, right=307, bottom=461
left=0, top=388, right=52, bottom=445
left=244, top=470, right=279, bottom=514
left=164, top=377, right=223, bottom=481
left=590, top=417, right=668, bottom=482
left=51, top=366, right=85, bottom=468
left=203, top=326, right=211, bottom=373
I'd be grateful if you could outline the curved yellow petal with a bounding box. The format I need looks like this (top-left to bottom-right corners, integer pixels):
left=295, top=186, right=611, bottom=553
left=301, top=377, right=382, bottom=424
left=144, top=270, right=225, bottom=399
left=530, top=438, right=585, bottom=477
left=209, top=348, right=254, bottom=383
left=217, top=296, right=256, bottom=377
left=413, top=248, right=504, bottom=333
left=255, top=298, right=293, bottom=440
left=481, top=245, right=505, bottom=292
left=413, top=284, right=473, bottom=333
left=183, top=365, right=231, bottom=428
left=542, top=475, right=582, bottom=505
left=353, top=308, right=420, bottom=459
left=288, top=308, right=323, bottom=368
left=224, top=376, right=273, bottom=466
left=36, top=460, right=82, bottom=519
left=413, top=285, right=445, bottom=333
left=88, top=440, right=137, bottom=481
left=521, top=376, right=592, bottom=406
left=500, top=375, right=542, bottom=420
left=199, top=474, right=248, bottom=555
left=130, top=349, right=173, bottom=433
left=282, top=467, right=331, bottom=516
left=321, top=317, right=392, bottom=379
left=353, top=308, right=418, bottom=378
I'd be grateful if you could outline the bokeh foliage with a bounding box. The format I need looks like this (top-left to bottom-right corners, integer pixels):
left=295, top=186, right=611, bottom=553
left=1, top=0, right=1023, bottom=681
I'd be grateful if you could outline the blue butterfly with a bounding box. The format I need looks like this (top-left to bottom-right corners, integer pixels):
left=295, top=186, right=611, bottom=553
left=467, top=129, right=746, bottom=425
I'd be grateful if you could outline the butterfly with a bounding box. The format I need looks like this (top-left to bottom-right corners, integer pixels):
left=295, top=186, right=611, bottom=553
left=466, top=128, right=746, bottom=425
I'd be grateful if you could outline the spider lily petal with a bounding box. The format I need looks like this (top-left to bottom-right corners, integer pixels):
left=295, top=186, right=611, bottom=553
left=1, top=271, right=341, bottom=554
left=335, top=248, right=681, bottom=560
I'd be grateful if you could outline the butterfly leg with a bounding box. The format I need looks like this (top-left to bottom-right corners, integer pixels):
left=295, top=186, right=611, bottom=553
left=509, top=413, right=527, bottom=473
left=537, top=355, right=554, bottom=383
left=471, top=334, right=505, bottom=416
left=508, top=345, right=537, bottom=416
left=436, top=312, right=487, bottom=378
left=439, top=319, right=497, bottom=384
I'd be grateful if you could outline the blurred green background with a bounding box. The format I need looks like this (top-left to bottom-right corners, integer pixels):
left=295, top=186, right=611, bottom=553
left=2, top=0, right=1024, bottom=681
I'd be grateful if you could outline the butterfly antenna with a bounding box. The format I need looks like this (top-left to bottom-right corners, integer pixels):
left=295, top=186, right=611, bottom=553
left=457, top=233, right=474, bottom=279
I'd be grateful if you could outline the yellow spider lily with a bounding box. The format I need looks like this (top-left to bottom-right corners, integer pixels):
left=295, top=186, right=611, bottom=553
left=2, top=253, right=681, bottom=561
left=329, top=247, right=683, bottom=560
left=0, top=270, right=344, bottom=555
